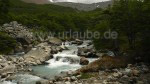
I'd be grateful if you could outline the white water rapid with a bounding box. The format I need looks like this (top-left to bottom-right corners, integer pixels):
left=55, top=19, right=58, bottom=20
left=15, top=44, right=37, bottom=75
left=32, top=40, right=97, bottom=79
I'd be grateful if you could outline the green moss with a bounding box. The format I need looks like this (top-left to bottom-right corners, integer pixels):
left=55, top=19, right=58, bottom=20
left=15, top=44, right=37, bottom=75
left=80, top=73, right=97, bottom=79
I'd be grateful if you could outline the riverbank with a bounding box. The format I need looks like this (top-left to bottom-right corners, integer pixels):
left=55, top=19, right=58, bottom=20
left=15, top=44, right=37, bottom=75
left=48, top=63, right=149, bottom=84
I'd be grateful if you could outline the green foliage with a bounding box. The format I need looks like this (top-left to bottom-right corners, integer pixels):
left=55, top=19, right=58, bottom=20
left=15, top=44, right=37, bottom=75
left=93, top=0, right=150, bottom=63
left=0, top=32, right=17, bottom=54
left=0, top=0, right=10, bottom=24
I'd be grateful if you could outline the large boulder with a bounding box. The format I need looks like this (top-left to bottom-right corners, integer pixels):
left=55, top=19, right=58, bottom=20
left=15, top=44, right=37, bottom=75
left=77, top=47, right=97, bottom=58
left=36, top=80, right=50, bottom=84
left=24, top=43, right=52, bottom=65
left=48, top=37, right=62, bottom=45
left=80, top=57, right=89, bottom=65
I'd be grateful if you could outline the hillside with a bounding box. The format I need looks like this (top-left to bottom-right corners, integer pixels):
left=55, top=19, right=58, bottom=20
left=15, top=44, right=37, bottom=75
left=53, top=1, right=112, bottom=11
left=22, top=0, right=113, bottom=11
left=10, top=0, right=77, bottom=14
left=22, top=0, right=50, bottom=4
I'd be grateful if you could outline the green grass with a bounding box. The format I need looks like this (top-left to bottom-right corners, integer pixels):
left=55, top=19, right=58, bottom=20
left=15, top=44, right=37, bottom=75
left=80, top=73, right=98, bottom=79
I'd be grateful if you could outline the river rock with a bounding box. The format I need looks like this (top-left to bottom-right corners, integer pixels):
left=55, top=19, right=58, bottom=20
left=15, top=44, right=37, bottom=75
left=71, top=39, right=83, bottom=45
left=65, top=81, right=71, bottom=84
left=112, top=71, right=122, bottom=78
left=80, top=57, right=89, bottom=65
left=55, top=76, right=63, bottom=81
left=77, top=55, right=127, bottom=72
left=0, top=64, right=16, bottom=76
left=76, top=75, right=81, bottom=79
left=24, top=43, right=52, bottom=65
left=70, top=76, right=77, bottom=81
left=36, top=80, right=50, bottom=84
left=48, top=37, right=62, bottom=45
left=64, top=77, right=71, bottom=81
left=56, top=56, right=79, bottom=64
left=123, top=68, right=132, bottom=76
left=77, top=47, right=97, bottom=58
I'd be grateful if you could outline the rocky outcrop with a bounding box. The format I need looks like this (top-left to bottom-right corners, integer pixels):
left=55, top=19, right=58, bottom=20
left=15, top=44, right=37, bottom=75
left=0, top=21, right=35, bottom=53
left=48, top=37, right=62, bottom=45
left=51, top=63, right=150, bottom=84
left=24, top=43, right=53, bottom=65
left=77, top=55, right=127, bottom=73
left=80, top=57, right=89, bottom=65
left=0, top=55, right=16, bottom=80
left=77, top=47, right=97, bottom=58
left=71, top=39, right=83, bottom=45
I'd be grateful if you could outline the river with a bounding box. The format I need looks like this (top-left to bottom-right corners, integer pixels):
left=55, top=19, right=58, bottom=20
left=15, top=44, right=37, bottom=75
left=1, top=40, right=97, bottom=84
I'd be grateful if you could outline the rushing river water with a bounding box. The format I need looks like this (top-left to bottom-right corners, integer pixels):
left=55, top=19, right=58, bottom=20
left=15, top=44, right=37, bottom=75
left=32, top=40, right=97, bottom=79
left=1, top=40, right=97, bottom=84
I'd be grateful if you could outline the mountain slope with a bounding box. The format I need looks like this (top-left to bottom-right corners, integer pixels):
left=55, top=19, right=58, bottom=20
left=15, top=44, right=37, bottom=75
left=52, top=1, right=112, bottom=11
left=22, top=0, right=113, bottom=11
left=22, top=0, right=50, bottom=4
left=10, top=0, right=77, bottom=14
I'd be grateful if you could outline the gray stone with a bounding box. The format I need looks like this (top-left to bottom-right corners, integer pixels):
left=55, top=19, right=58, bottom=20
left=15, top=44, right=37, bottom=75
left=71, top=76, right=77, bottom=81
left=79, top=57, right=89, bottom=65
left=113, top=72, right=120, bottom=78
left=48, top=37, right=62, bottom=45
left=24, top=43, right=51, bottom=65
left=65, top=81, right=71, bottom=84
left=36, top=80, right=49, bottom=84
left=76, top=75, right=81, bottom=79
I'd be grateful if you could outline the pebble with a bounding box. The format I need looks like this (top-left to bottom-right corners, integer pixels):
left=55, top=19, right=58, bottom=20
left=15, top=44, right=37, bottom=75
left=71, top=76, right=77, bottom=81
left=76, top=75, right=81, bottom=79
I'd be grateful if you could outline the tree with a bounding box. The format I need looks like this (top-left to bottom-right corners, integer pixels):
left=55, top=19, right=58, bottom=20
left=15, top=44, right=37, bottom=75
left=0, top=0, right=10, bottom=24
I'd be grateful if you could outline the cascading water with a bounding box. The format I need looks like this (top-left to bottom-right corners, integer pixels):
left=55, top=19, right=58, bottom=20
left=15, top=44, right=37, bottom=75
left=31, top=42, right=81, bottom=79
left=1, top=41, right=97, bottom=84
left=32, top=40, right=97, bottom=79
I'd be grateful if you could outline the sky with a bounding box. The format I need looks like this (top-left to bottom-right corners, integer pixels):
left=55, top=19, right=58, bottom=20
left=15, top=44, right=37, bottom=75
left=49, top=0, right=111, bottom=4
